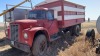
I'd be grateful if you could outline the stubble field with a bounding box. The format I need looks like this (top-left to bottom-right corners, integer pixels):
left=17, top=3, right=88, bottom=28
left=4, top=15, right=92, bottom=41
left=0, top=21, right=99, bottom=56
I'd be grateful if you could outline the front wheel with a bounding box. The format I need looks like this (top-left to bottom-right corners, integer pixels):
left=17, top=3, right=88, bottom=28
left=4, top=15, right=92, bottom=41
left=32, top=34, right=47, bottom=56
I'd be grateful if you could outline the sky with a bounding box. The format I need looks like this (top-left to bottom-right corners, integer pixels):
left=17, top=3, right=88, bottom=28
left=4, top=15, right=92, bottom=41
left=0, top=0, right=100, bottom=22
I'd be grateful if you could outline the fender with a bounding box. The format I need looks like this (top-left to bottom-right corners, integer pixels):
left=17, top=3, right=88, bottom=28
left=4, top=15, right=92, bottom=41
left=23, top=27, right=50, bottom=47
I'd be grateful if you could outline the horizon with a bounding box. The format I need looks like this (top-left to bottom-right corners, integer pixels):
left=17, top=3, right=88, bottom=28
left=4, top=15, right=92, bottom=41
left=0, top=20, right=97, bottom=23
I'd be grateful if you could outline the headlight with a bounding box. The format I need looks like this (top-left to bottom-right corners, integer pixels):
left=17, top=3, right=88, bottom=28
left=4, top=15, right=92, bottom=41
left=24, top=33, right=28, bottom=39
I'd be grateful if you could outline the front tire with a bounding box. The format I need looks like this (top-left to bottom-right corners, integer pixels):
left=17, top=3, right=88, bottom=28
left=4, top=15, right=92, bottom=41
left=32, top=34, right=47, bottom=56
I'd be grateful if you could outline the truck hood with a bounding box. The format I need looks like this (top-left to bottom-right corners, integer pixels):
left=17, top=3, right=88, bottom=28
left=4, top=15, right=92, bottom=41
left=15, top=19, right=37, bottom=23
left=11, top=19, right=38, bottom=29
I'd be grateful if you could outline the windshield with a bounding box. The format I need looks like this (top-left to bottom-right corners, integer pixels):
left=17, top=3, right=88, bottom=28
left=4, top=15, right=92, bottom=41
left=28, top=10, right=46, bottom=19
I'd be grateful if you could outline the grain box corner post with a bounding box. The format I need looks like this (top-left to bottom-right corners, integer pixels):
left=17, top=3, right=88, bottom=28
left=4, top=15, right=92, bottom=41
left=36, top=0, right=85, bottom=28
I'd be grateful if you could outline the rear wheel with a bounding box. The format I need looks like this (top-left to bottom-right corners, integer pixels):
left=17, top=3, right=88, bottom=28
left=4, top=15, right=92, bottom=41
left=32, top=34, right=47, bottom=56
left=74, top=25, right=80, bottom=36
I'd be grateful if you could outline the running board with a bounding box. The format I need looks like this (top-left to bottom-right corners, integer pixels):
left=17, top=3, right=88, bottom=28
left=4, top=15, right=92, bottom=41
left=50, top=36, right=61, bottom=42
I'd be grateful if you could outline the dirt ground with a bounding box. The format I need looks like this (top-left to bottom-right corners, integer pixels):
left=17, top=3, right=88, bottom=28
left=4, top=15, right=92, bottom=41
left=0, top=21, right=100, bottom=56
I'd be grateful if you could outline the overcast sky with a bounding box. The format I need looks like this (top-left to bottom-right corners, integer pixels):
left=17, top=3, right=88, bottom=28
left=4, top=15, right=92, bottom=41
left=0, top=0, right=100, bottom=22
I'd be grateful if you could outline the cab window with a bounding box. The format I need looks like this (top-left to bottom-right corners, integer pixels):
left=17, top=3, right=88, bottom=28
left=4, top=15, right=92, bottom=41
left=28, top=10, right=46, bottom=19
left=46, top=11, right=54, bottom=20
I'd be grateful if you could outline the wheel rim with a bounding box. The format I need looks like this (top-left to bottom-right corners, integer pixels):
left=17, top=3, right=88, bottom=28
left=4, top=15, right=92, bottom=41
left=32, top=35, right=47, bottom=56
left=39, top=40, right=47, bottom=55
left=40, top=40, right=46, bottom=52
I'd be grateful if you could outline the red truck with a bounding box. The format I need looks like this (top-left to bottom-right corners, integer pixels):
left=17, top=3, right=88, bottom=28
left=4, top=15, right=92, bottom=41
left=4, top=0, right=85, bottom=56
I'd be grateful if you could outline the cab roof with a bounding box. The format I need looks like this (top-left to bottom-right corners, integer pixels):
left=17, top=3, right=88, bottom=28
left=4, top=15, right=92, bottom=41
left=32, top=7, right=49, bottom=11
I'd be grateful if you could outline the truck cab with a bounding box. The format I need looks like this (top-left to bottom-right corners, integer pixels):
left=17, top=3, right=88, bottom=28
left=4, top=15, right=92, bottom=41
left=28, top=8, right=54, bottom=20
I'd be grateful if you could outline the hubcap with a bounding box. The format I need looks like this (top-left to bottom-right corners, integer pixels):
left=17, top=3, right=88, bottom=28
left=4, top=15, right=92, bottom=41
left=40, top=40, right=46, bottom=53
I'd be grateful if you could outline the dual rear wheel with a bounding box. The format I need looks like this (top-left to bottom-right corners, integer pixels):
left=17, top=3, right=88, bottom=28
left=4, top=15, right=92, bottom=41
left=74, top=25, right=81, bottom=36
left=70, top=25, right=81, bottom=36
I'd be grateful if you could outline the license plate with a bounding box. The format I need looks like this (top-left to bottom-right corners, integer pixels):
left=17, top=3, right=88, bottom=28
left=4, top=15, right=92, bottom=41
left=11, top=41, right=14, bottom=45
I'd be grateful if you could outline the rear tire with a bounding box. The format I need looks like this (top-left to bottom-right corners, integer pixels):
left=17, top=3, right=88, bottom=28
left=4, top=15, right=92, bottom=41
left=74, top=25, right=80, bottom=36
left=32, top=34, right=47, bottom=56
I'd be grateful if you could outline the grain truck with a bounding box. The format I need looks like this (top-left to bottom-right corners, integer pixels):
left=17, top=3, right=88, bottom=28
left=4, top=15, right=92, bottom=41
left=3, top=0, right=85, bottom=56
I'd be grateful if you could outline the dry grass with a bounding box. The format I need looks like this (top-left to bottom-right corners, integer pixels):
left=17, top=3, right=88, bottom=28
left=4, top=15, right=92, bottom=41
left=58, top=21, right=99, bottom=56
left=0, top=31, right=11, bottom=52
left=82, top=21, right=96, bottom=29
left=0, top=23, right=10, bottom=52
left=0, top=21, right=100, bottom=56
left=0, top=45, right=11, bottom=52
left=0, top=31, right=5, bottom=39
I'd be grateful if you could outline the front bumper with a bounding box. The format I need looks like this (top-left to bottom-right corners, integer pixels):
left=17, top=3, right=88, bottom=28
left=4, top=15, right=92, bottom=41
left=5, top=39, right=30, bottom=53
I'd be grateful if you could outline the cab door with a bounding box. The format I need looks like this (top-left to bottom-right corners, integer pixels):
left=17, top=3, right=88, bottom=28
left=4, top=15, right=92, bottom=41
left=45, top=10, right=59, bottom=35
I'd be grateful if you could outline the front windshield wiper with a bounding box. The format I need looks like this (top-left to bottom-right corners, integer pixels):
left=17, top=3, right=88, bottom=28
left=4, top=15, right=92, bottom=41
left=28, top=17, right=36, bottom=19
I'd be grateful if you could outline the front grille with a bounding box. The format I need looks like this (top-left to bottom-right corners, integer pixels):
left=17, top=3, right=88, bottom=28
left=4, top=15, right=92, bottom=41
left=10, top=24, right=19, bottom=41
